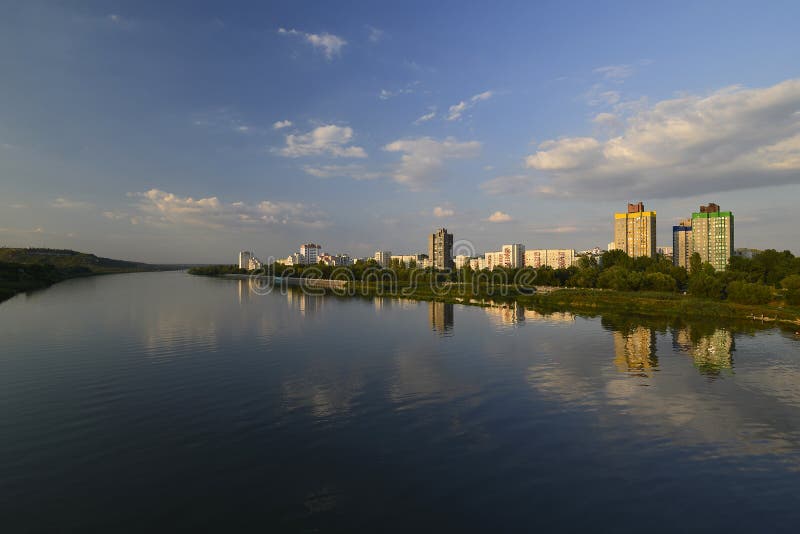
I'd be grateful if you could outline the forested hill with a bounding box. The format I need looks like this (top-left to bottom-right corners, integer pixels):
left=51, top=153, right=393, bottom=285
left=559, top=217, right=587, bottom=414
left=0, top=248, right=188, bottom=302
left=0, top=248, right=180, bottom=272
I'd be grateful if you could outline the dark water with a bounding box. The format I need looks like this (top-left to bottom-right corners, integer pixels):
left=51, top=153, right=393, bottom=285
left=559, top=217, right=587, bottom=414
left=2, top=272, right=800, bottom=532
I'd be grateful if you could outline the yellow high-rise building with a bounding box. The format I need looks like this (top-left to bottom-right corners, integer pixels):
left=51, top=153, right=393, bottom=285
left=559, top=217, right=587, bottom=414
left=614, top=202, right=656, bottom=258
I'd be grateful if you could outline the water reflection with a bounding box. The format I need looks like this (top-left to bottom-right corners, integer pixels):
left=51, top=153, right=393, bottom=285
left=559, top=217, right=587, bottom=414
left=286, top=287, right=322, bottom=316
left=613, top=326, right=658, bottom=376
left=482, top=303, right=576, bottom=326
left=3, top=272, right=800, bottom=532
left=673, top=327, right=734, bottom=376
left=428, top=301, right=454, bottom=333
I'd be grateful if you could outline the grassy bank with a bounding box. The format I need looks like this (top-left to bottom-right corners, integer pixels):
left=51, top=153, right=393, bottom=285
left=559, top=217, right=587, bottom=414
left=349, top=283, right=800, bottom=327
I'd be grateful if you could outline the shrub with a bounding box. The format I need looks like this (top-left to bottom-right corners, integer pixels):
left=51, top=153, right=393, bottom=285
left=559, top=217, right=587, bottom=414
left=643, top=272, right=677, bottom=292
left=781, top=274, right=800, bottom=306
left=726, top=280, right=773, bottom=305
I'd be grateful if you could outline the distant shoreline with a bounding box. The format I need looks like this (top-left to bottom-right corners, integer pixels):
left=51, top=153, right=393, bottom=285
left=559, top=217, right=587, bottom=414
left=207, top=273, right=800, bottom=329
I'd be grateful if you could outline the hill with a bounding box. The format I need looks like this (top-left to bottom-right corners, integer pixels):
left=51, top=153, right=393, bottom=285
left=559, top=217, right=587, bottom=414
left=0, top=248, right=182, bottom=303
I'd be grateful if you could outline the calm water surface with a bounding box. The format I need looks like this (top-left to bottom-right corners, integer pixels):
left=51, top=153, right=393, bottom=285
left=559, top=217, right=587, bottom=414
left=2, top=271, right=800, bottom=532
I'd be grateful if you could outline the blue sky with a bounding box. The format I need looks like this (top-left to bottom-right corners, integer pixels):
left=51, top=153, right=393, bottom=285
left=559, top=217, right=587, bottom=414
left=2, top=0, right=800, bottom=263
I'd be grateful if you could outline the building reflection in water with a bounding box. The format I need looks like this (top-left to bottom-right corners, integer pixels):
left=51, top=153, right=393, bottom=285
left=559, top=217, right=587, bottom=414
left=613, top=326, right=658, bottom=376
left=483, top=303, right=576, bottom=326
left=238, top=280, right=248, bottom=304
left=286, top=287, right=321, bottom=316
left=483, top=302, right=525, bottom=325
left=428, top=301, right=454, bottom=333
left=673, top=327, right=734, bottom=376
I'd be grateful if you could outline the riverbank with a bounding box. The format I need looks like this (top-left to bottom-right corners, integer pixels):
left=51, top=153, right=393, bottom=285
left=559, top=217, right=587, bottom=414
left=204, top=272, right=800, bottom=328
left=0, top=249, right=187, bottom=304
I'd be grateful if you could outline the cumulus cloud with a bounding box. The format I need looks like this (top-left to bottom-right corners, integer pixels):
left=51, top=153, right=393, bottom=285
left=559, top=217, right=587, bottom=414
left=280, top=124, right=367, bottom=158
left=273, top=119, right=292, bottom=130
left=432, top=206, right=454, bottom=217
left=278, top=27, right=346, bottom=59
left=485, top=211, right=513, bottom=223
left=130, top=189, right=327, bottom=230
left=383, top=136, right=481, bottom=190
left=302, top=164, right=382, bottom=180
left=515, top=79, right=800, bottom=198
left=447, top=90, right=493, bottom=121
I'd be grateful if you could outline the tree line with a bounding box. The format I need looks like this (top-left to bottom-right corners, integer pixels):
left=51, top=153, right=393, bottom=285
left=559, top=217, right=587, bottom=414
left=192, top=248, right=800, bottom=307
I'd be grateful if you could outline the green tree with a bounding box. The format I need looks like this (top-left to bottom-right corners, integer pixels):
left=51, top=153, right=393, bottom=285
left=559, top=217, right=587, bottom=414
left=726, top=281, right=773, bottom=305
left=781, top=274, right=800, bottom=306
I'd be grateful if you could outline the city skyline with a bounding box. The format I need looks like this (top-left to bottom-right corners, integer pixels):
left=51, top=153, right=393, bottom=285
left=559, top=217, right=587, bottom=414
left=2, top=2, right=800, bottom=263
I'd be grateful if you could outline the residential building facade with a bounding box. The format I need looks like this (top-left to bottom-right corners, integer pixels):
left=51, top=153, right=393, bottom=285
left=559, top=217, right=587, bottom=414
left=299, top=243, right=322, bottom=265
left=524, top=249, right=576, bottom=269
left=428, top=228, right=454, bottom=270
left=691, top=203, right=733, bottom=271
left=672, top=219, right=693, bottom=269
left=374, top=250, right=392, bottom=267
left=238, top=250, right=253, bottom=270
left=613, top=202, right=657, bottom=258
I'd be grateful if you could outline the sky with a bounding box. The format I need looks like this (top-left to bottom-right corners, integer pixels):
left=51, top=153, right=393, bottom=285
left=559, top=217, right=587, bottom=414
left=1, top=0, right=800, bottom=263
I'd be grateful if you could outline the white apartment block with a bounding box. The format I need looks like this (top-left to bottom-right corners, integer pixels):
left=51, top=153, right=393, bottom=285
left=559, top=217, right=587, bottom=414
left=238, top=250, right=253, bottom=269
left=299, top=243, right=322, bottom=265
left=525, top=249, right=576, bottom=269
left=374, top=250, right=392, bottom=267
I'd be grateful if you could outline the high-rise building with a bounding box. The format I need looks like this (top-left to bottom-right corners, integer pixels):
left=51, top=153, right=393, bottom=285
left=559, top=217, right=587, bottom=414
left=428, top=228, right=454, bottom=270
left=691, top=203, right=733, bottom=271
left=238, top=250, right=253, bottom=269
left=299, top=243, right=322, bottom=265
left=672, top=219, right=693, bottom=269
left=374, top=250, right=392, bottom=267
left=614, top=202, right=656, bottom=258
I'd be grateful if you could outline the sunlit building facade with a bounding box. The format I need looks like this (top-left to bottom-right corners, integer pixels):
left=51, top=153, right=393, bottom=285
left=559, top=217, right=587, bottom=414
left=614, top=202, right=656, bottom=258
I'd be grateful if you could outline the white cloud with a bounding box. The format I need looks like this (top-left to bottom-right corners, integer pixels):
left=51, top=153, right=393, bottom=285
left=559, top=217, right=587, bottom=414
left=413, top=110, right=437, bottom=124
left=594, top=64, right=634, bottom=80
left=131, top=189, right=327, bottom=229
left=280, top=124, right=367, bottom=158
left=302, top=164, right=382, bottom=180
left=379, top=88, right=415, bottom=100
left=273, top=119, right=292, bottom=130
left=51, top=198, right=94, bottom=209
left=383, top=137, right=481, bottom=190
left=485, top=211, right=513, bottom=223
left=366, top=25, right=384, bottom=43
left=278, top=27, right=346, bottom=59
left=519, top=78, right=800, bottom=198
left=447, top=90, right=493, bottom=121
left=432, top=206, right=454, bottom=217
left=526, top=137, right=602, bottom=170
left=585, top=84, right=621, bottom=106
left=102, top=211, right=129, bottom=220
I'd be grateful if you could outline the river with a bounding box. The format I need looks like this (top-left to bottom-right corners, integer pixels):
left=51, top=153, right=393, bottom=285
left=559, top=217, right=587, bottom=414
left=1, top=271, right=799, bottom=532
